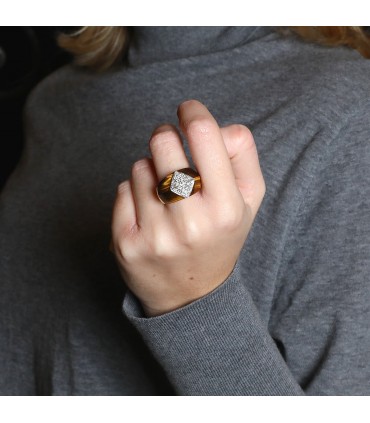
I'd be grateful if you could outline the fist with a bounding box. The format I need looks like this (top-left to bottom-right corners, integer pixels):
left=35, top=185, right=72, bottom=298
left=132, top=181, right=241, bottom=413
left=111, top=100, right=266, bottom=317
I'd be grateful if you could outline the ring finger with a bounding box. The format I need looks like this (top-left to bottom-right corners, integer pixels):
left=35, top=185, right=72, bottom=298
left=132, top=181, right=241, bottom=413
left=149, top=124, right=190, bottom=183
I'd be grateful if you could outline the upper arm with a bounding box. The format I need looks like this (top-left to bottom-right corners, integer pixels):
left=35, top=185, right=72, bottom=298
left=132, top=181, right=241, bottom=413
left=269, top=103, right=370, bottom=394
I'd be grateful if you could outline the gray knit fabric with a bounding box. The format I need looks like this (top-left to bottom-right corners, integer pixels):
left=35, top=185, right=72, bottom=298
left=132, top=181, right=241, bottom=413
left=1, top=27, right=370, bottom=395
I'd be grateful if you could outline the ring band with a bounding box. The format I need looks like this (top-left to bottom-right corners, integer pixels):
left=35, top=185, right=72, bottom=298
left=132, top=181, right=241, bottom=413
left=156, top=167, right=201, bottom=204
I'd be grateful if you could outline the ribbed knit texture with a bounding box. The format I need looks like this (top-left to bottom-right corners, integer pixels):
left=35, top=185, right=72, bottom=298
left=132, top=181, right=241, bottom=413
left=1, top=27, right=370, bottom=395
left=124, top=259, right=303, bottom=395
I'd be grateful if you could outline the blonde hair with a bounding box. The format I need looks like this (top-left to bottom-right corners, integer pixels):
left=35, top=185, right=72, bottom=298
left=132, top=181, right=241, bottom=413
left=57, top=26, right=370, bottom=72
left=58, top=26, right=128, bottom=72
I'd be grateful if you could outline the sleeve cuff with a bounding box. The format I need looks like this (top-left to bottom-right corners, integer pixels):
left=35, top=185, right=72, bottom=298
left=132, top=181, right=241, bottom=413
left=122, top=258, right=303, bottom=395
left=123, top=258, right=242, bottom=321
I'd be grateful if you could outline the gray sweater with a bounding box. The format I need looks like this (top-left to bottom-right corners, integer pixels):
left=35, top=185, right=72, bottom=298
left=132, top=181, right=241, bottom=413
left=1, top=27, right=370, bottom=395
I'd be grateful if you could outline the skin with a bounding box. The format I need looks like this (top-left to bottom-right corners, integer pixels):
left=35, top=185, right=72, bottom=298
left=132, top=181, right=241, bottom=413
left=110, top=100, right=266, bottom=317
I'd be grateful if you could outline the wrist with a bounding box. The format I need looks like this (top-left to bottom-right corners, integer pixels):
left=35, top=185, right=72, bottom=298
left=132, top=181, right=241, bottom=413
left=142, top=296, right=200, bottom=317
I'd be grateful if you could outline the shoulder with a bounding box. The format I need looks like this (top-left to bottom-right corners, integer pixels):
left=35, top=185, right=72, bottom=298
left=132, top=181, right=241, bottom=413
left=24, top=64, right=102, bottom=117
left=256, top=31, right=370, bottom=121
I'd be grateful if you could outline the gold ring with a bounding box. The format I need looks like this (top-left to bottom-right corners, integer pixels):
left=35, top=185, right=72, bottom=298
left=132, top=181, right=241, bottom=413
left=156, top=167, right=201, bottom=205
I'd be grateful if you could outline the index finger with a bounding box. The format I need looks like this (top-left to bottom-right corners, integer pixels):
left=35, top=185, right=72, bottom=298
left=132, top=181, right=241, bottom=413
left=177, top=100, right=237, bottom=202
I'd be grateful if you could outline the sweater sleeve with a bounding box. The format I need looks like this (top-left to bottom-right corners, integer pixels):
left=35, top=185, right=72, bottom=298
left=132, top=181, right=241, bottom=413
left=123, top=259, right=304, bottom=395
left=122, top=104, right=370, bottom=396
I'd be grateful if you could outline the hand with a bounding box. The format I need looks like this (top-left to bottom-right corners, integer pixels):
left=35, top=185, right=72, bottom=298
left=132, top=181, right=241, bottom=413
left=110, top=100, right=266, bottom=317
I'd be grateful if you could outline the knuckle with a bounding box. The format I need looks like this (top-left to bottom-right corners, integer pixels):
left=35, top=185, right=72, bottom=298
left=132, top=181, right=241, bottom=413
left=216, top=204, right=244, bottom=231
left=232, top=124, right=256, bottom=152
left=181, top=218, right=203, bottom=246
left=185, top=116, right=213, bottom=138
left=149, top=131, right=178, bottom=154
left=151, top=219, right=205, bottom=253
left=115, top=234, right=138, bottom=263
left=117, top=180, right=130, bottom=195
left=132, top=158, right=150, bottom=175
left=146, top=228, right=175, bottom=259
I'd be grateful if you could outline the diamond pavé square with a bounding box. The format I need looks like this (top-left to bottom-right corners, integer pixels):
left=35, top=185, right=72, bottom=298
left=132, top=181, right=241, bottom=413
left=170, top=171, right=195, bottom=198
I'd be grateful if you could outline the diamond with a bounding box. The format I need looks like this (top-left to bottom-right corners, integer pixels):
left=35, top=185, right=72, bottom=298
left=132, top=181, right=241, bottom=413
left=170, top=171, right=195, bottom=198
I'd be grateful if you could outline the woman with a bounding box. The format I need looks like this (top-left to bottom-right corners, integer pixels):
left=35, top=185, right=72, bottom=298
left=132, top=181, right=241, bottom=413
left=0, top=26, right=370, bottom=395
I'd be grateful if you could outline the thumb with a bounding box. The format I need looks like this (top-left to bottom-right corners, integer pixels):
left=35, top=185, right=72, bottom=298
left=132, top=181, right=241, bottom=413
left=220, top=124, right=266, bottom=212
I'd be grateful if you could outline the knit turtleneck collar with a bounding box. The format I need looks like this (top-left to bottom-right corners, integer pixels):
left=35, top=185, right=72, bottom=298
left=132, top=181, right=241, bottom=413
left=126, top=26, right=273, bottom=67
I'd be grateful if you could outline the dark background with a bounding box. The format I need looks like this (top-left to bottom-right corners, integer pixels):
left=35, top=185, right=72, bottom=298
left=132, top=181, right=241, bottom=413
left=0, top=27, right=73, bottom=192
